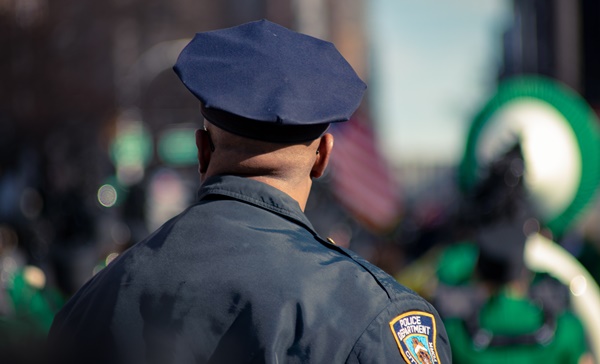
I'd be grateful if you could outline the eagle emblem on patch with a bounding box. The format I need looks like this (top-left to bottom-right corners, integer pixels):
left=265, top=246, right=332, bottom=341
left=389, top=311, right=440, bottom=364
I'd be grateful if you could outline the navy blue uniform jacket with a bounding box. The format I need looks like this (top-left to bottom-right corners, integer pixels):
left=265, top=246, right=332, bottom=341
left=48, top=175, right=451, bottom=363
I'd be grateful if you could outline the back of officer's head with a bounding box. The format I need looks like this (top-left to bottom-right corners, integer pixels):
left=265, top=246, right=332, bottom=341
left=173, top=19, right=366, bottom=176
left=203, top=122, right=320, bottom=183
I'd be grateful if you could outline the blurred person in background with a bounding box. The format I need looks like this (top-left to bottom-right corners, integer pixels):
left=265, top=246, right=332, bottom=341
left=433, top=143, right=592, bottom=363
left=47, top=20, right=451, bottom=364
left=0, top=120, right=66, bottom=363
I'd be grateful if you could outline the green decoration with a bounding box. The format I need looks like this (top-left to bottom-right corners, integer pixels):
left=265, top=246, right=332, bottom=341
left=459, top=75, right=600, bottom=237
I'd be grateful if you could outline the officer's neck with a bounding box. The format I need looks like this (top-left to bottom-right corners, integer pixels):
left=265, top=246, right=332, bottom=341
left=247, top=175, right=312, bottom=211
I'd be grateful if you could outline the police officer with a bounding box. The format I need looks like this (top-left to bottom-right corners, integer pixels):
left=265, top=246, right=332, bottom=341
left=48, top=19, right=451, bottom=364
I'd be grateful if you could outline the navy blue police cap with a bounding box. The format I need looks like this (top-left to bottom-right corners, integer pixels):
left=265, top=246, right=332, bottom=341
left=173, top=19, right=366, bottom=143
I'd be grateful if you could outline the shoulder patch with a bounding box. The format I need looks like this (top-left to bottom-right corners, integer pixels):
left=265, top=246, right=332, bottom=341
left=389, top=311, right=441, bottom=364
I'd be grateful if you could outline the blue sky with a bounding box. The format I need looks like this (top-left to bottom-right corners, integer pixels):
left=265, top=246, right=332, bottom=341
left=367, top=0, right=513, bottom=166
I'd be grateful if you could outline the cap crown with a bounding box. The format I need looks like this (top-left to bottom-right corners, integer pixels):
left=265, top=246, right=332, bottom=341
left=174, top=19, right=366, bottom=135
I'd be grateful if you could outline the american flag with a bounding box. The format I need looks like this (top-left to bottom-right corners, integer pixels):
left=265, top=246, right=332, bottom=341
left=329, top=112, right=403, bottom=233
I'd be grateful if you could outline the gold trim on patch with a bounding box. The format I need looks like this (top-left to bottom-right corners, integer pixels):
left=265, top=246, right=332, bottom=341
left=389, top=310, right=441, bottom=364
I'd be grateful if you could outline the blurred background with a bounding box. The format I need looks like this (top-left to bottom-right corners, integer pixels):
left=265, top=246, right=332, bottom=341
left=1, top=0, right=600, bottom=360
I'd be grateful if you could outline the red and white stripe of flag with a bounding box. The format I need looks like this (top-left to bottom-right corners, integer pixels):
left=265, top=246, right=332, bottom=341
left=329, top=113, right=403, bottom=232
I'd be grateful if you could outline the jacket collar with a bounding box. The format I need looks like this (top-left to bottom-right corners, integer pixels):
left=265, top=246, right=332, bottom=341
left=197, top=175, right=317, bottom=233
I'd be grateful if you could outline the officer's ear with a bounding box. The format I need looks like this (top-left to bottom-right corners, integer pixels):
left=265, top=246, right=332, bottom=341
left=195, top=128, right=212, bottom=175
left=310, top=133, right=333, bottom=179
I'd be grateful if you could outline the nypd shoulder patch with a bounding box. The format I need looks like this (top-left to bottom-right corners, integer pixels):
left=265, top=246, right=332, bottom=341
left=389, top=311, right=441, bottom=364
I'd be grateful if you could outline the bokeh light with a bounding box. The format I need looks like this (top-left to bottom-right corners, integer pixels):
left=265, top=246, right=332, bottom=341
left=97, top=184, right=118, bottom=207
